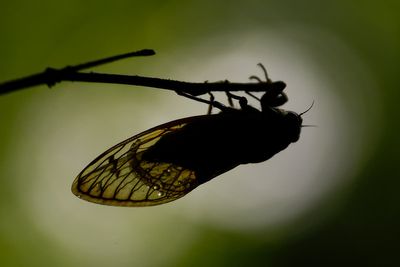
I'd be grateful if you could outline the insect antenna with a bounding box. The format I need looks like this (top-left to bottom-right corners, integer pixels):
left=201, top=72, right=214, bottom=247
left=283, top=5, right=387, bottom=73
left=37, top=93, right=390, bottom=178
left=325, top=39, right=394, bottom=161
left=299, top=101, right=316, bottom=127
left=299, top=100, right=315, bottom=116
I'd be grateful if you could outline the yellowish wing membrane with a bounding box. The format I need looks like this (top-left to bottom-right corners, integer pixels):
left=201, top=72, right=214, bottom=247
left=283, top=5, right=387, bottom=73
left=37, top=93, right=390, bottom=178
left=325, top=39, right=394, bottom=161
left=72, top=120, right=199, bottom=206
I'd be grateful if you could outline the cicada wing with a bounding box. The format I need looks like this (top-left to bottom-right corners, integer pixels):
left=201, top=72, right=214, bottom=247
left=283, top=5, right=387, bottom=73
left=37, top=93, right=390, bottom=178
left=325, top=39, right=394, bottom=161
left=72, top=118, right=203, bottom=207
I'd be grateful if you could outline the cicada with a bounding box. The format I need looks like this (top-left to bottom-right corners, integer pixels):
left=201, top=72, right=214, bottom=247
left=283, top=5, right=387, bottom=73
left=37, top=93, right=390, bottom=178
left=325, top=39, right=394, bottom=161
left=72, top=65, right=308, bottom=206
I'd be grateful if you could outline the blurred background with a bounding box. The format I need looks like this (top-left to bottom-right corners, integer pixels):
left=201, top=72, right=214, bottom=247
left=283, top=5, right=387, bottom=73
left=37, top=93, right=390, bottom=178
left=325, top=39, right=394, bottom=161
left=0, top=0, right=399, bottom=266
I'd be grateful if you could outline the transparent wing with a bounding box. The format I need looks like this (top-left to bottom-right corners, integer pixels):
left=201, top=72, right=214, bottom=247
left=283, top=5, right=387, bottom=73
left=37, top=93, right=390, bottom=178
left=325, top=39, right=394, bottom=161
left=72, top=117, right=206, bottom=207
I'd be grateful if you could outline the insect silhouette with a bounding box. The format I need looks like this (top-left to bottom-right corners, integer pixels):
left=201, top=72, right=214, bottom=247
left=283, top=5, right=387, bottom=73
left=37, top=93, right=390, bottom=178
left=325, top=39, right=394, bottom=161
left=72, top=64, right=308, bottom=207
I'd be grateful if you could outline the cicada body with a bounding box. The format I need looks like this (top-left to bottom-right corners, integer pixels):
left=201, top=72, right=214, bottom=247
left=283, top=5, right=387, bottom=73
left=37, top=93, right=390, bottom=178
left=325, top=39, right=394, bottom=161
left=72, top=63, right=307, bottom=206
left=72, top=101, right=302, bottom=206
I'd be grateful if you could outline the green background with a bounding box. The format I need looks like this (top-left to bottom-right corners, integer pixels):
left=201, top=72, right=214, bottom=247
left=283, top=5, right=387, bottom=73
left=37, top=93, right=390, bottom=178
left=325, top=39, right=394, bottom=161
left=0, top=1, right=399, bottom=266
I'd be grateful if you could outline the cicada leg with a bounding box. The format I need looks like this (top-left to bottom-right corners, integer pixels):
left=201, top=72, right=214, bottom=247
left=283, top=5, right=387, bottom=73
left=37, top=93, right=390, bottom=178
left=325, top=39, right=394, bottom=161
left=225, top=91, right=248, bottom=109
left=207, top=92, right=215, bottom=115
left=175, top=90, right=229, bottom=112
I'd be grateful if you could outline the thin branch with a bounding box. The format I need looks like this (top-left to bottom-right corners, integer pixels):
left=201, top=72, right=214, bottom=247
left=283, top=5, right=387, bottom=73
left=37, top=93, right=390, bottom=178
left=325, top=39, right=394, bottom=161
left=0, top=49, right=155, bottom=95
left=0, top=49, right=285, bottom=97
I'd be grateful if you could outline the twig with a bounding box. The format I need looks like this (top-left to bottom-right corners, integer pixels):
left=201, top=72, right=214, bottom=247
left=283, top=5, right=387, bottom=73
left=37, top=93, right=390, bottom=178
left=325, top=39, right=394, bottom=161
left=0, top=49, right=284, bottom=96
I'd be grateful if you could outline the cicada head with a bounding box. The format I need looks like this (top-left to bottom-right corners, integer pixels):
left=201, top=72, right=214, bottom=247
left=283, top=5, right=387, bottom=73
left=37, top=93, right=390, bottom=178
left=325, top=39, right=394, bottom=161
left=281, top=111, right=303, bottom=142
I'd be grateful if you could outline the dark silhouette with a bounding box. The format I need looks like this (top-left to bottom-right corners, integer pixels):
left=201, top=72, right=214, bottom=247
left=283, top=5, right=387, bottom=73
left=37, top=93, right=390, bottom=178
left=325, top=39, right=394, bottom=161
left=71, top=61, right=305, bottom=206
